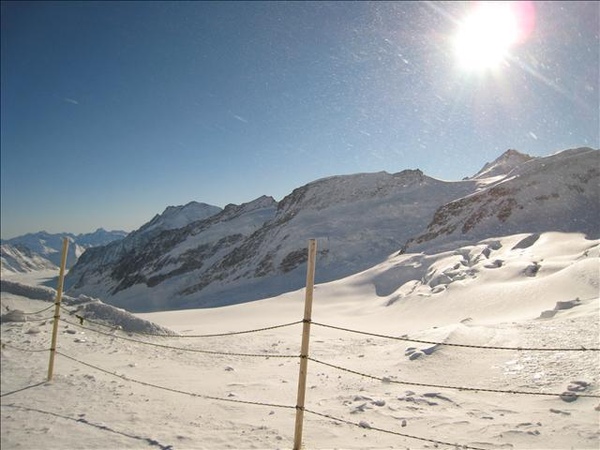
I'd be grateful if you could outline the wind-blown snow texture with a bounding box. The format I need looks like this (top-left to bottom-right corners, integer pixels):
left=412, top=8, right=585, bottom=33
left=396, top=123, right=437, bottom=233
left=62, top=147, right=599, bottom=313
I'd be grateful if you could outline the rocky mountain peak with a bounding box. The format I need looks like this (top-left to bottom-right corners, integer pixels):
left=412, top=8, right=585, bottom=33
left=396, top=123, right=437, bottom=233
left=472, top=149, right=534, bottom=179
left=140, top=201, right=222, bottom=234
left=223, top=195, right=277, bottom=214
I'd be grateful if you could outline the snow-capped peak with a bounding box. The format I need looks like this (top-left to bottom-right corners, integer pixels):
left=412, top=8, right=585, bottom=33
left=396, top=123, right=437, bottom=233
left=222, top=195, right=277, bottom=216
left=141, top=201, right=222, bottom=234
left=471, top=149, right=534, bottom=180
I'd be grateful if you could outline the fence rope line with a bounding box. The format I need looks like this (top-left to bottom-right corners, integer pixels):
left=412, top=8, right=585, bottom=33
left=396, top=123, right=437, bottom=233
left=311, top=321, right=600, bottom=351
left=303, top=408, right=488, bottom=450
left=0, top=381, right=47, bottom=398
left=308, top=357, right=600, bottom=399
left=53, top=351, right=486, bottom=449
left=1, top=341, right=50, bottom=353
left=177, top=320, right=304, bottom=338
left=56, top=351, right=296, bottom=411
left=60, top=317, right=299, bottom=359
left=60, top=305, right=303, bottom=338
left=19, top=304, right=56, bottom=316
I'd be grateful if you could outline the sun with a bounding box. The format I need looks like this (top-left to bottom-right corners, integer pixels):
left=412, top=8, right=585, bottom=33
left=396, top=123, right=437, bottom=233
left=453, top=2, right=526, bottom=73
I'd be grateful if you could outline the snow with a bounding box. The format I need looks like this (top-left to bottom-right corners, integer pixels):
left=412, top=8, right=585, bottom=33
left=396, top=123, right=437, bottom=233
left=471, top=149, right=534, bottom=180
left=1, top=245, right=58, bottom=274
left=2, top=229, right=127, bottom=271
left=404, top=148, right=599, bottom=254
left=2, top=232, right=599, bottom=449
left=66, top=170, right=477, bottom=311
left=141, top=202, right=223, bottom=234
left=62, top=148, right=599, bottom=313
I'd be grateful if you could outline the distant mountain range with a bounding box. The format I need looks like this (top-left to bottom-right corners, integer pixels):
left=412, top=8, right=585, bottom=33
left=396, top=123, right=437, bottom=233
left=1, top=229, right=128, bottom=273
left=55, top=146, right=598, bottom=313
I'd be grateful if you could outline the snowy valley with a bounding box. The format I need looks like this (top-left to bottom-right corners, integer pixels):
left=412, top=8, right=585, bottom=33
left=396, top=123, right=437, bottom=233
left=1, top=147, right=599, bottom=449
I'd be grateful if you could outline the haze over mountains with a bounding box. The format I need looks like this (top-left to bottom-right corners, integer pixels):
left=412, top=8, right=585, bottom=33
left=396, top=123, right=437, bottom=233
left=37, top=146, right=595, bottom=313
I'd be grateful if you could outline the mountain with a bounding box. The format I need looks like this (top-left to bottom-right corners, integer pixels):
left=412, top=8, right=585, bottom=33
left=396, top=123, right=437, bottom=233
left=66, top=196, right=276, bottom=311
left=139, top=201, right=223, bottom=234
left=402, top=147, right=599, bottom=253
left=470, top=148, right=534, bottom=179
left=0, top=244, right=59, bottom=273
left=65, top=147, right=599, bottom=313
left=1, top=228, right=128, bottom=273
left=75, top=228, right=130, bottom=247
left=66, top=170, right=478, bottom=311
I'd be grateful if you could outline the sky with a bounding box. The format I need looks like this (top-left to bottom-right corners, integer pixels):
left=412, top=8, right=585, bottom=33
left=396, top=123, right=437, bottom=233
left=1, top=1, right=598, bottom=239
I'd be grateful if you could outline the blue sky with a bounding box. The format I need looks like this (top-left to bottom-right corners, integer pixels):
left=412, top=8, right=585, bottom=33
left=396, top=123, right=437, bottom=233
left=1, top=1, right=598, bottom=239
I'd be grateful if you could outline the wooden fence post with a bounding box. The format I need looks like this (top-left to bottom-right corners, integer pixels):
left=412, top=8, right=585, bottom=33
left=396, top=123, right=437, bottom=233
left=293, top=238, right=317, bottom=450
left=47, top=237, right=69, bottom=381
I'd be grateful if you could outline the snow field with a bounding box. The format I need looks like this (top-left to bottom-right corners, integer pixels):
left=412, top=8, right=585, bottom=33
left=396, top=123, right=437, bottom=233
left=2, top=232, right=599, bottom=449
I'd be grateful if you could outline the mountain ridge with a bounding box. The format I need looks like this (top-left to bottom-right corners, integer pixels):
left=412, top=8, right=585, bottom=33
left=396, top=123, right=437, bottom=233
left=1, top=228, right=128, bottom=273
left=402, top=147, right=599, bottom=253
left=6, top=147, right=598, bottom=312
left=64, top=147, right=599, bottom=312
left=65, top=167, right=479, bottom=311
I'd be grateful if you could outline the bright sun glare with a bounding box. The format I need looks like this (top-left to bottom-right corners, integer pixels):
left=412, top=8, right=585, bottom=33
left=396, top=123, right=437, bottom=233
left=454, top=2, right=527, bottom=73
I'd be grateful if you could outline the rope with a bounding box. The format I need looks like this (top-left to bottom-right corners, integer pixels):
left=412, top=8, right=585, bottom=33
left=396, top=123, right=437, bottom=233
left=1, top=341, right=50, bottom=353
left=179, top=320, right=304, bottom=338
left=311, top=321, right=600, bottom=352
left=304, top=408, right=488, bottom=450
left=60, top=305, right=302, bottom=338
left=60, top=317, right=299, bottom=359
left=56, top=351, right=296, bottom=411
left=308, top=357, right=600, bottom=399
left=0, top=381, right=47, bottom=398
left=21, top=304, right=56, bottom=316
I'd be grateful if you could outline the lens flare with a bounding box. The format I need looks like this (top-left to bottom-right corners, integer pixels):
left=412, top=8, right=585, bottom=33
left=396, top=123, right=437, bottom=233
left=454, top=1, right=535, bottom=73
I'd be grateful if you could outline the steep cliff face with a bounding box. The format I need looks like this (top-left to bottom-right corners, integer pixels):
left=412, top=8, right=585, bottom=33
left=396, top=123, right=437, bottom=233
left=402, top=148, right=599, bottom=253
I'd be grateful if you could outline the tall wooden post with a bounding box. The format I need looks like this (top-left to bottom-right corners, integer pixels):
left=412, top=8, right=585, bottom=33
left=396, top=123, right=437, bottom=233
left=293, top=239, right=317, bottom=450
left=47, top=237, right=69, bottom=381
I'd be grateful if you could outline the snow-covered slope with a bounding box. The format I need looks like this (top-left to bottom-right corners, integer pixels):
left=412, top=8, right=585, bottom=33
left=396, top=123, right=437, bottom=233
left=403, top=148, right=599, bottom=253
